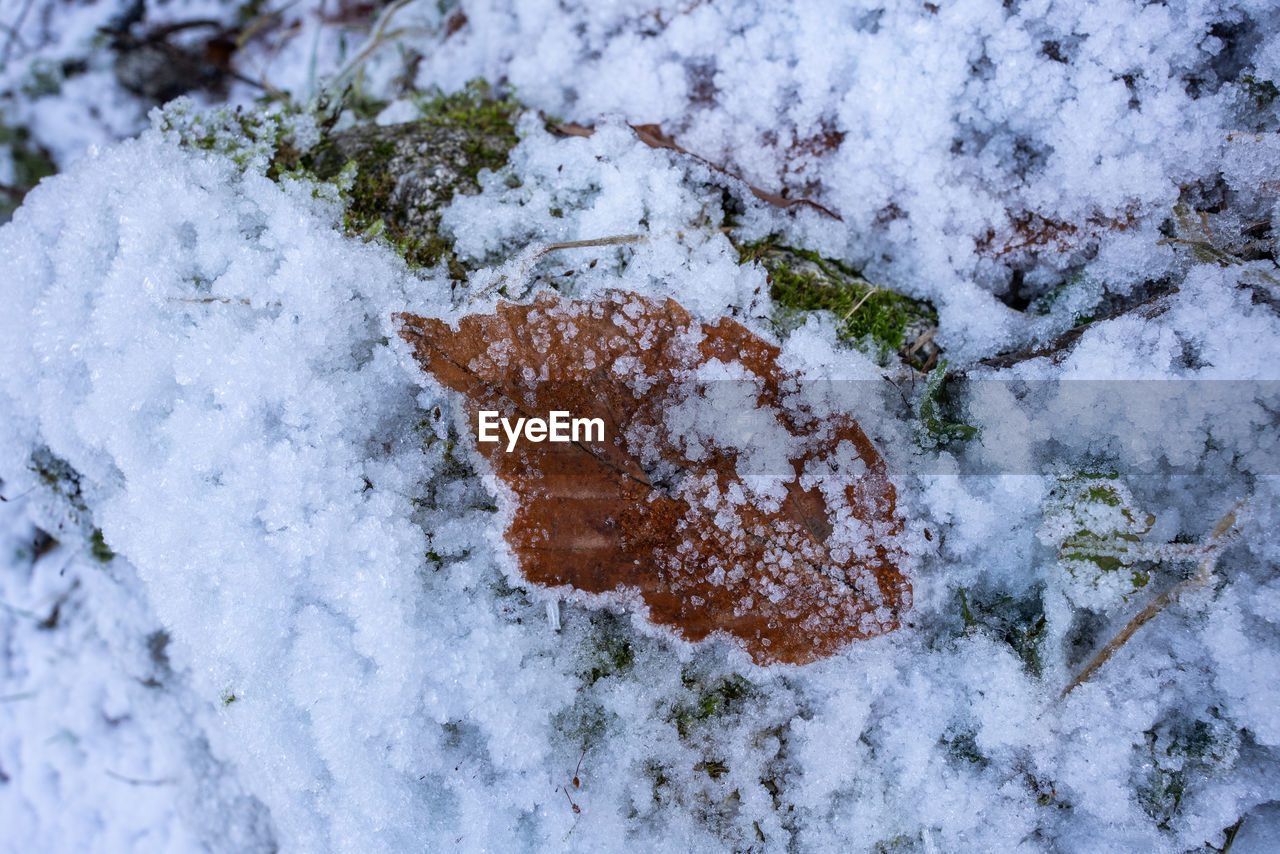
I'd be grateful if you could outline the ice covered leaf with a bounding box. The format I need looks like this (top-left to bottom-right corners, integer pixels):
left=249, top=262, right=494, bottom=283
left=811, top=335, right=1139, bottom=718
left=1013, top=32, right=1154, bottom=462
left=1039, top=473, right=1157, bottom=609
left=396, top=291, right=909, bottom=665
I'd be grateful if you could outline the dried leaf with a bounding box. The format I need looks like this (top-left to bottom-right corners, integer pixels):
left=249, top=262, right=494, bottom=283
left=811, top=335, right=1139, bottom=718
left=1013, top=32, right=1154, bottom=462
left=396, top=291, right=908, bottom=664
left=976, top=208, right=1137, bottom=260
left=444, top=8, right=468, bottom=37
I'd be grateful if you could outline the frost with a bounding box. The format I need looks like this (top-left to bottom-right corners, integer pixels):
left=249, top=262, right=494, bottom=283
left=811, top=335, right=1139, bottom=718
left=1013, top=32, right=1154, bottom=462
left=3, top=0, right=1280, bottom=851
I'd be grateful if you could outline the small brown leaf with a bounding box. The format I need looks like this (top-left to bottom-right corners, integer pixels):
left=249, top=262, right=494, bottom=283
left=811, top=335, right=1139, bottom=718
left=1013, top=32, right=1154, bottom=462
left=396, top=291, right=908, bottom=664
left=444, top=8, right=468, bottom=37
left=976, top=208, right=1138, bottom=261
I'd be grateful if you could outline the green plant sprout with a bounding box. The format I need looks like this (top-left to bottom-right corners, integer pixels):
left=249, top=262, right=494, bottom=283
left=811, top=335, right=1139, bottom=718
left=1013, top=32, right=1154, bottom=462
left=917, top=361, right=979, bottom=446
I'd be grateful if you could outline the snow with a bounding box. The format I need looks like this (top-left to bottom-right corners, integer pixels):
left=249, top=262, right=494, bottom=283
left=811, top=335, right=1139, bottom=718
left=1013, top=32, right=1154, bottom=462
left=2, top=0, right=1280, bottom=851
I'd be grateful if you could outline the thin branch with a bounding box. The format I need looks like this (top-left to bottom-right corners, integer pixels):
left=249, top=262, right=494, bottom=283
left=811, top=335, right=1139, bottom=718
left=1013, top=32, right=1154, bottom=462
left=104, top=769, right=177, bottom=787
left=1060, top=502, right=1243, bottom=698
left=168, top=297, right=252, bottom=305
left=236, top=0, right=302, bottom=50
left=0, top=691, right=36, bottom=703
left=0, top=0, right=36, bottom=69
left=167, top=297, right=281, bottom=308
left=539, top=235, right=644, bottom=253
left=468, top=234, right=646, bottom=303
left=905, top=327, right=936, bottom=357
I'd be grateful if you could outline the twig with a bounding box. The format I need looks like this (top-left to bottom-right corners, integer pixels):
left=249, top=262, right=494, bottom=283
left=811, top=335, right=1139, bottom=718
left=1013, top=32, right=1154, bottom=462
left=168, top=297, right=252, bottom=305
left=0, top=0, right=36, bottom=69
left=468, top=234, right=646, bottom=303
left=540, top=235, right=644, bottom=252
left=0, top=485, right=34, bottom=502
left=1060, top=502, right=1243, bottom=698
left=323, top=0, right=416, bottom=97
left=236, top=0, right=301, bottom=50
left=104, top=769, right=177, bottom=786
left=167, top=297, right=282, bottom=308
left=905, top=327, right=936, bottom=357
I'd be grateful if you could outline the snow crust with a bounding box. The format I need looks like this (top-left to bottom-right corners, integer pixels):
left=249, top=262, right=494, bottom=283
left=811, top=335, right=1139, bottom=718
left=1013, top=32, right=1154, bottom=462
left=2, top=0, right=1280, bottom=852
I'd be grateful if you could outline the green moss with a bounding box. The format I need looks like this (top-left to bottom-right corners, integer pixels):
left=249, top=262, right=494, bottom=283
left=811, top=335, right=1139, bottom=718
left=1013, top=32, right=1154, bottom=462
left=942, top=729, right=988, bottom=768
left=693, top=759, right=729, bottom=779
left=0, top=121, right=57, bottom=221
left=668, top=672, right=754, bottom=739
left=873, top=834, right=924, bottom=853
left=552, top=695, right=614, bottom=748
left=220, top=690, right=238, bottom=706
left=155, top=98, right=314, bottom=178
left=1137, top=713, right=1240, bottom=831
left=489, top=572, right=529, bottom=600
left=320, top=79, right=520, bottom=272
left=28, top=448, right=89, bottom=519
left=1028, top=272, right=1089, bottom=321
left=956, top=587, right=1047, bottom=676
left=583, top=635, right=635, bottom=685
left=410, top=80, right=519, bottom=180
left=21, top=59, right=63, bottom=98
left=737, top=238, right=939, bottom=367
left=89, top=529, right=114, bottom=563
left=1240, top=74, right=1279, bottom=110
left=643, top=760, right=672, bottom=804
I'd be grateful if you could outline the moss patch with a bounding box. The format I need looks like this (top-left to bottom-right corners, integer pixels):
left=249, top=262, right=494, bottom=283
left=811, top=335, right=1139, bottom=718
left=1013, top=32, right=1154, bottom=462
left=579, top=612, right=637, bottom=686
left=0, top=121, right=57, bottom=222
left=89, top=529, right=115, bottom=563
left=956, top=586, right=1047, bottom=677
left=310, top=80, right=520, bottom=273
left=738, top=238, right=939, bottom=368
left=668, top=671, right=754, bottom=739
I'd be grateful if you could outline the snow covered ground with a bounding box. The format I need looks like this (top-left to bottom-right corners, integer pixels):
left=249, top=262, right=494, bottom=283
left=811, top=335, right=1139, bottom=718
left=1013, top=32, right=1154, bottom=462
left=2, top=1, right=1279, bottom=851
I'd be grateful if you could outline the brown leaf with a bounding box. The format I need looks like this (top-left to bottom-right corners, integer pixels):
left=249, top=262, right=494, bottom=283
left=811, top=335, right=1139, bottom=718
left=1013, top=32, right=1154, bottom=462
left=976, top=208, right=1138, bottom=261
left=444, top=8, right=468, bottom=37
left=550, top=122, right=843, bottom=221
left=396, top=291, right=908, bottom=664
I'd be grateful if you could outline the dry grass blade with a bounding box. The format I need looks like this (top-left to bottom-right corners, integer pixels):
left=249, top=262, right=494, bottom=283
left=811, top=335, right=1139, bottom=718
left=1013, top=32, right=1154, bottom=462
left=468, top=234, right=646, bottom=302
left=324, top=0, right=417, bottom=95
left=841, top=285, right=880, bottom=321
left=1061, top=502, right=1244, bottom=698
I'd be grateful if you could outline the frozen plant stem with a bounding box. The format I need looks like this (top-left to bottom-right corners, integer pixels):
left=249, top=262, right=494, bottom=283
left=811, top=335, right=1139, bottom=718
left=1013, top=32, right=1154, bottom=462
left=1061, top=503, right=1243, bottom=698
left=323, top=0, right=418, bottom=98
left=469, top=234, right=646, bottom=302
left=167, top=297, right=283, bottom=308
left=541, top=235, right=645, bottom=252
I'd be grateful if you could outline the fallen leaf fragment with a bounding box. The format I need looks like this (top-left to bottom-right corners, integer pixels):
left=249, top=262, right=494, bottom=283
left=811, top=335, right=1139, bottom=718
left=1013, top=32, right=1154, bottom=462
left=975, top=208, right=1138, bottom=261
left=396, top=291, right=908, bottom=664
